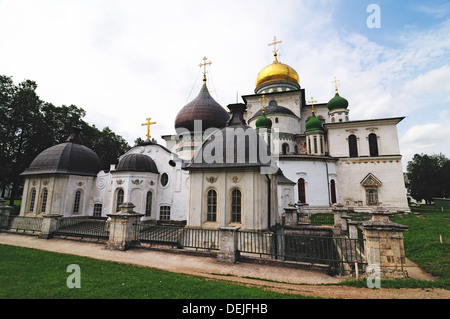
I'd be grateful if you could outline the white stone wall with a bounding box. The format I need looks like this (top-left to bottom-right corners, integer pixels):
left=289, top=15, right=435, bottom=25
left=188, top=169, right=278, bottom=231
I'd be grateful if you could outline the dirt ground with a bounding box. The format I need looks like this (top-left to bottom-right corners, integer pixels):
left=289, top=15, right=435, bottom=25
left=0, top=232, right=448, bottom=299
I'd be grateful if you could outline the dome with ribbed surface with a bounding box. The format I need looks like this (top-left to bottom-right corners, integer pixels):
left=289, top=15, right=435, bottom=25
left=255, top=112, right=273, bottom=129
left=305, top=114, right=324, bottom=132
left=116, top=154, right=159, bottom=173
left=21, top=134, right=102, bottom=177
left=327, top=92, right=349, bottom=111
left=174, top=83, right=229, bottom=132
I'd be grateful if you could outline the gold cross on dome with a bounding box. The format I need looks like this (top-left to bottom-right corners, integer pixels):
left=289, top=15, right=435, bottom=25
left=141, top=117, right=156, bottom=140
left=258, top=95, right=269, bottom=113
left=268, top=36, right=282, bottom=62
left=199, top=56, right=212, bottom=83
left=332, top=76, right=340, bottom=92
left=308, top=97, right=317, bottom=114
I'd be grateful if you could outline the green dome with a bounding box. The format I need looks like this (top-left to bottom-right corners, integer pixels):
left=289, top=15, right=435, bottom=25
left=305, top=114, right=323, bottom=132
left=256, top=112, right=273, bottom=129
left=327, top=92, right=348, bottom=111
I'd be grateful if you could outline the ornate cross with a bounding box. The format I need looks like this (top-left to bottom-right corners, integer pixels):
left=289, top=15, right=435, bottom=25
left=141, top=117, right=156, bottom=140
left=268, top=36, right=282, bottom=62
left=199, top=56, right=212, bottom=83
left=332, top=76, right=340, bottom=92
left=308, top=97, right=317, bottom=114
left=258, top=94, right=269, bottom=113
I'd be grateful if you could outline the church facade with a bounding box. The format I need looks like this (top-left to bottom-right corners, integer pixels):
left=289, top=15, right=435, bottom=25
left=19, top=39, right=410, bottom=231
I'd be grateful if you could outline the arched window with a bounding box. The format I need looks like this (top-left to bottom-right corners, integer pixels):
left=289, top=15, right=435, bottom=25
left=275, top=117, right=279, bottom=124
left=330, top=179, right=337, bottom=204
left=368, top=133, right=379, bottom=157
left=29, top=189, right=36, bottom=212
left=282, top=143, right=289, bottom=155
left=145, top=191, right=153, bottom=217
left=116, top=189, right=124, bottom=212
left=40, top=189, right=48, bottom=213
left=231, top=189, right=242, bottom=223
left=298, top=178, right=306, bottom=203
left=73, top=190, right=81, bottom=214
left=348, top=134, right=358, bottom=157
left=207, top=189, right=217, bottom=222
left=313, top=136, right=318, bottom=153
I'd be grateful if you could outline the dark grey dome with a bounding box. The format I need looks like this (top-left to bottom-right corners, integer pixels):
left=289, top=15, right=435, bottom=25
left=249, top=100, right=297, bottom=121
left=21, top=137, right=102, bottom=177
left=116, top=154, right=159, bottom=173
left=174, top=83, right=230, bottom=132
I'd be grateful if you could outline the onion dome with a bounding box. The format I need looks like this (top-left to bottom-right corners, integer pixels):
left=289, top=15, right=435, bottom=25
left=327, top=92, right=349, bottom=111
left=255, top=111, right=272, bottom=129
left=21, top=131, right=102, bottom=177
left=174, top=83, right=229, bottom=133
left=255, top=53, right=300, bottom=94
left=305, top=110, right=324, bottom=132
left=116, top=153, right=159, bottom=173
left=186, top=103, right=271, bottom=170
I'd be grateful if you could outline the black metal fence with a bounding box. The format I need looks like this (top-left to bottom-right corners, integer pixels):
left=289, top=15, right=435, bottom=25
left=54, top=217, right=109, bottom=239
left=134, top=224, right=220, bottom=251
left=238, top=230, right=365, bottom=273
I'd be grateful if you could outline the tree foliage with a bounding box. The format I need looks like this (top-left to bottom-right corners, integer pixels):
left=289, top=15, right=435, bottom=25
left=0, top=75, right=130, bottom=202
left=406, top=153, right=450, bottom=204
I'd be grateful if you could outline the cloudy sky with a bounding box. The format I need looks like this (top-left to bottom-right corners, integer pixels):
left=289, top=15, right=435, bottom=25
left=1, top=0, right=449, bottom=169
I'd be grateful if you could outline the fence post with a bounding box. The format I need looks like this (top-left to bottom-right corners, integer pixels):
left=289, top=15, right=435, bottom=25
left=39, top=214, right=63, bottom=239
left=361, top=208, right=409, bottom=279
left=0, top=198, right=12, bottom=229
left=217, top=226, right=240, bottom=264
left=106, top=202, right=143, bottom=251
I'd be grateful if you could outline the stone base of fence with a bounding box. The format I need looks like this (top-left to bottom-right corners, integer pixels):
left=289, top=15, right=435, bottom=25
left=217, top=226, right=240, bottom=263
left=106, top=202, right=143, bottom=251
left=362, top=209, right=409, bottom=279
left=39, top=214, right=62, bottom=239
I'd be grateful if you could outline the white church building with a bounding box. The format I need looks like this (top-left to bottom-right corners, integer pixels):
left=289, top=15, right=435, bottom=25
left=19, top=39, right=410, bottom=231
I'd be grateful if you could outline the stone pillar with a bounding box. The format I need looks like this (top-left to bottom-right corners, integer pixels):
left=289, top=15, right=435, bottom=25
left=106, top=202, right=143, bottom=251
left=217, top=226, right=240, bottom=263
left=283, top=207, right=298, bottom=226
left=362, top=209, right=409, bottom=279
left=347, top=221, right=361, bottom=240
left=39, top=214, right=63, bottom=239
left=0, top=198, right=12, bottom=229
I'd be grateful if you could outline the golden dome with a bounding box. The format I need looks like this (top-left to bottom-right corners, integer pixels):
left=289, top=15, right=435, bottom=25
left=255, top=54, right=300, bottom=89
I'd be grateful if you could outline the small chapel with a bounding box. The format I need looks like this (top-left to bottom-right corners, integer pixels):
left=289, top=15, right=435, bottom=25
left=19, top=37, right=410, bottom=231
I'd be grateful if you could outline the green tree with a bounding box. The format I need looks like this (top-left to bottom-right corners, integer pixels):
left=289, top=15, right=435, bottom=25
left=0, top=75, right=130, bottom=204
left=407, top=153, right=450, bottom=204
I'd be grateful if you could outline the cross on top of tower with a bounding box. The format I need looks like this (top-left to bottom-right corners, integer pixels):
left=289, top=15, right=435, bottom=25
left=258, top=94, right=269, bottom=113
left=332, top=76, right=340, bottom=93
left=268, top=36, right=282, bottom=62
left=308, top=97, right=317, bottom=115
left=199, top=56, right=212, bottom=83
left=141, top=117, right=156, bottom=140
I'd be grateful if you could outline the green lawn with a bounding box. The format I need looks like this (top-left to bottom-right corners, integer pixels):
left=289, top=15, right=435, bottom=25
left=0, top=244, right=314, bottom=299
left=391, top=205, right=450, bottom=279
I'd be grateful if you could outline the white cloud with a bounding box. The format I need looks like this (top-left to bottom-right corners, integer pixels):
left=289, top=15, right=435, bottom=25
left=0, top=0, right=449, bottom=166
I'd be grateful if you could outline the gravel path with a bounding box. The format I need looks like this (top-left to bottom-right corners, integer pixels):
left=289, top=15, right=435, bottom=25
left=1, top=233, right=448, bottom=299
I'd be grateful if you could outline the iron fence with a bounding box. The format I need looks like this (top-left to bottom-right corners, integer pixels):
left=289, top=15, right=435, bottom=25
left=54, top=217, right=109, bottom=238
left=134, top=224, right=220, bottom=250
left=238, top=230, right=366, bottom=270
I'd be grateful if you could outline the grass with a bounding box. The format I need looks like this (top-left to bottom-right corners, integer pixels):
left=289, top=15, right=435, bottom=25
left=0, top=244, right=315, bottom=299
left=391, top=205, right=450, bottom=279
